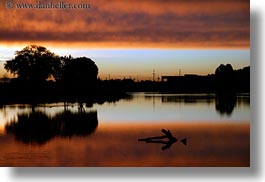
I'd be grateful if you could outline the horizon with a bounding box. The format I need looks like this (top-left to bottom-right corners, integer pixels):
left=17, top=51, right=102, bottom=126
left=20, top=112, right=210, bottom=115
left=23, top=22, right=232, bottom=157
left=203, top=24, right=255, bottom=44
left=0, top=46, right=250, bottom=80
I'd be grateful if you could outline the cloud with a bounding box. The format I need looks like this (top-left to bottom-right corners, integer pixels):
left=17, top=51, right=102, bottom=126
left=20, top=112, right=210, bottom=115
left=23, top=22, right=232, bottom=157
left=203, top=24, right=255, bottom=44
left=0, top=0, right=250, bottom=48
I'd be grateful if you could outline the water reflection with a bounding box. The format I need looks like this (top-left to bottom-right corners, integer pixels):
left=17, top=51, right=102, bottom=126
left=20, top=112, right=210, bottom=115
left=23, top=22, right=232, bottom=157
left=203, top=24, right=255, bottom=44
left=0, top=93, right=250, bottom=130
left=5, top=110, right=98, bottom=145
left=215, top=94, right=236, bottom=116
left=138, top=129, right=179, bottom=151
left=159, top=93, right=249, bottom=116
left=161, top=94, right=214, bottom=104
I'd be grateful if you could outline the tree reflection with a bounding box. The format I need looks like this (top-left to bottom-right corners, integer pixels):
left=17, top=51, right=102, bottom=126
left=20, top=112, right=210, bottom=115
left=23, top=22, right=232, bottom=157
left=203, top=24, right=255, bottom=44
left=5, top=110, right=98, bottom=145
left=215, top=94, right=236, bottom=116
left=160, top=94, right=238, bottom=116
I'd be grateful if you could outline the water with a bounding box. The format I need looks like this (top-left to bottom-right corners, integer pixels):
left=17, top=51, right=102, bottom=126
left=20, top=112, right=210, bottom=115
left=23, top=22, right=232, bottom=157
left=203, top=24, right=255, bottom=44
left=0, top=93, right=250, bottom=166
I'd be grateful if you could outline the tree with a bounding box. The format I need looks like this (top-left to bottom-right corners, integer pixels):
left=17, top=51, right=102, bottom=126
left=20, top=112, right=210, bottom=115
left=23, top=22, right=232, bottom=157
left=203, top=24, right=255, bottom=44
left=61, top=56, right=98, bottom=93
left=4, top=45, right=60, bottom=83
left=215, top=64, right=235, bottom=92
left=215, top=64, right=234, bottom=76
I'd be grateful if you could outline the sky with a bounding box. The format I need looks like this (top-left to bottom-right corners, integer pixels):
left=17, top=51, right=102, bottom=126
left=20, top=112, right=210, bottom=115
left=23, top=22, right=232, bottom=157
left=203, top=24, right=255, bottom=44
left=0, top=0, right=250, bottom=79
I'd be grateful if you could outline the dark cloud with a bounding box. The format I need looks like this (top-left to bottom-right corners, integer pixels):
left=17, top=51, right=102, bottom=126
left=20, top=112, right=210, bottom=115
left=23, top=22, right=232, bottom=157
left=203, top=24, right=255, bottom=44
left=0, top=0, right=249, bottom=48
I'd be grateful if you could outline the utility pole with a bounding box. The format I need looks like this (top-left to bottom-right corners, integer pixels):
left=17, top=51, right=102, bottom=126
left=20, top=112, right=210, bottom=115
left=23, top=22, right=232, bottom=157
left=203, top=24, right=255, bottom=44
left=179, top=69, right=181, bottom=76
left=153, top=69, right=155, bottom=82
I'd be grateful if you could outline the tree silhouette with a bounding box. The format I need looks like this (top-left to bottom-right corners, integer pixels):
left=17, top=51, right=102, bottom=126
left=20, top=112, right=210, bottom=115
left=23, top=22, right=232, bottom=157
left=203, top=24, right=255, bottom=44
left=215, top=64, right=235, bottom=92
left=215, top=64, right=234, bottom=76
left=61, top=56, right=98, bottom=94
left=4, top=45, right=60, bottom=84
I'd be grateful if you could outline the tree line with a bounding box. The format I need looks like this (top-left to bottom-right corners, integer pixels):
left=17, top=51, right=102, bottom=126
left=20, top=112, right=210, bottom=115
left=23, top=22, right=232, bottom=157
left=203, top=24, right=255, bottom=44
left=0, top=45, right=130, bottom=104
left=4, top=45, right=98, bottom=89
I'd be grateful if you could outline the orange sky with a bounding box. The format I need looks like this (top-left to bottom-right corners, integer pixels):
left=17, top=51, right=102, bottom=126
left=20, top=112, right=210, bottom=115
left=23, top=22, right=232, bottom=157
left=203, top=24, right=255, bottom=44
left=0, top=0, right=250, bottom=48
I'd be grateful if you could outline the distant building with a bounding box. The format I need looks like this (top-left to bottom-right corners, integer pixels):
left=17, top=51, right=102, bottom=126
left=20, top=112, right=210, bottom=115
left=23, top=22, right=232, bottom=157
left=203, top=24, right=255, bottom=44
left=161, top=74, right=200, bottom=82
left=0, top=78, right=11, bottom=83
left=161, top=74, right=215, bottom=92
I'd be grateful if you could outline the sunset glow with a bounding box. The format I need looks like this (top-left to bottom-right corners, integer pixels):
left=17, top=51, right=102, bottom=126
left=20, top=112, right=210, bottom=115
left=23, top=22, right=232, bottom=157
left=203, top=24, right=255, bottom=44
left=0, top=0, right=249, bottom=48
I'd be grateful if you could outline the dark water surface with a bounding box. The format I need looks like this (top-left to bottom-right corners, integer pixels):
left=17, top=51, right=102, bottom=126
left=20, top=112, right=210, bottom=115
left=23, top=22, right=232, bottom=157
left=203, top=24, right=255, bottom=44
left=0, top=93, right=250, bottom=166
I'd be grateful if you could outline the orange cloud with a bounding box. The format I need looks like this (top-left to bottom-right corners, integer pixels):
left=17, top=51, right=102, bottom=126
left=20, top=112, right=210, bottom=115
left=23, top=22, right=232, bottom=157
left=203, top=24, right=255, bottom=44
left=0, top=0, right=249, bottom=48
